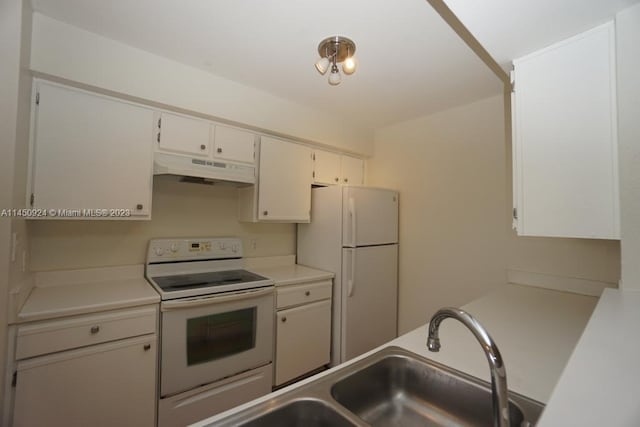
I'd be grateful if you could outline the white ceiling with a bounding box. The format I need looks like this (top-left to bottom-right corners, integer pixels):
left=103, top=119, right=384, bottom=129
left=443, top=0, right=640, bottom=70
left=30, top=0, right=638, bottom=131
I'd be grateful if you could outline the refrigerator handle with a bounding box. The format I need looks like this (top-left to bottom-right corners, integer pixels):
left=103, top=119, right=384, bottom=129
left=348, top=197, right=357, bottom=247
left=347, top=249, right=356, bottom=297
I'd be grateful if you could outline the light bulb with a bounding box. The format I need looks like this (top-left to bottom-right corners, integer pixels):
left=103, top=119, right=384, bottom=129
left=342, top=56, right=357, bottom=75
left=328, top=64, right=341, bottom=85
left=315, top=57, right=330, bottom=75
left=328, top=71, right=341, bottom=85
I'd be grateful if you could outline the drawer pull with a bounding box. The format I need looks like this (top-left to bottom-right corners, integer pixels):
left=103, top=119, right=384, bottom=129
left=305, top=291, right=311, bottom=296
left=281, top=317, right=287, bottom=323
left=144, top=344, right=151, bottom=351
left=90, top=326, right=100, bottom=334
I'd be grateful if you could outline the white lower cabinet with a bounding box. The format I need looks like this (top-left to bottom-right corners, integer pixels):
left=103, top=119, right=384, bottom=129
left=12, top=306, right=158, bottom=427
left=274, top=280, right=332, bottom=386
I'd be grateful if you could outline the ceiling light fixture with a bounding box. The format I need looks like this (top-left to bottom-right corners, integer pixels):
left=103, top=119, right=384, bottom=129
left=314, top=36, right=357, bottom=86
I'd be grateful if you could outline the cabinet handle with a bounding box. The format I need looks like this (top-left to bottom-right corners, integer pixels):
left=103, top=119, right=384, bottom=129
left=144, top=344, right=151, bottom=351
left=136, top=204, right=143, bottom=210
left=305, top=291, right=311, bottom=296
left=335, top=177, right=339, bottom=182
left=90, top=326, right=100, bottom=334
left=281, top=316, right=287, bottom=322
left=344, top=178, right=348, bottom=183
left=263, top=210, right=268, bottom=216
left=157, top=133, right=160, bottom=143
left=200, top=144, right=206, bottom=150
left=217, top=147, right=222, bottom=153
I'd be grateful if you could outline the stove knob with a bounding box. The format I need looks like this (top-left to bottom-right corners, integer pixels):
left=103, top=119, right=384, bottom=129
left=170, top=243, right=178, bottom=253
left=154, top=247, right=165, bottom=256
left=219, top=242, right=227, bottom=250
left=232, top=244, right=239, bottom=253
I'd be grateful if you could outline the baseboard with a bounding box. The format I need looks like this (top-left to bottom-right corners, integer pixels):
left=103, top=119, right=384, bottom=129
left=507, top=269, right=617, bottom=297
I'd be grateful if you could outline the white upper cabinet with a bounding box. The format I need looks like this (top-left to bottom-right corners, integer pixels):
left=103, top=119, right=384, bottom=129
left=158, top=112, right=211, bottom=157
left=313, top=150, right=364, bottom=186
left=213, top=125, right=256, bottom=164
left=238, top=136, right=313, bottom=222
left=157, top=114, right=256, bottom=165
left=340, top=155, right=364, bottom=186
left=313, top=150, right=342, bottom=185
left=512, top=22, right=619, bottom=239
left=28, top=81, right=154, bottom=218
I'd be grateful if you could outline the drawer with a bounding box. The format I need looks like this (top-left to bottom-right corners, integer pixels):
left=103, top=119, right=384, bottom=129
left=276, top=279, right=332, bottom=309
left=16, top=305, right=157, bottom=360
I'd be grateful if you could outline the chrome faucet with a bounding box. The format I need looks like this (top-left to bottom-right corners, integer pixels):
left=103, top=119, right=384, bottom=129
left=427, top=307, right=510, bottom=427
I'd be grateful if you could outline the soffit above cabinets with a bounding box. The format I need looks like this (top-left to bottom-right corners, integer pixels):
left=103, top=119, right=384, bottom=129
left=29, top=0, right=503, bottom=130
left=442, top=0, right=640, bottom=70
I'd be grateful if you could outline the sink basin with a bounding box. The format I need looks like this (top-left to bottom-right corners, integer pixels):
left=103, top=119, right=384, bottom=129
left=331, top=354, right=527, bottom=427
left=238, top=399, right=357, bottom=427
left=206, top=346, right=543, bottom=427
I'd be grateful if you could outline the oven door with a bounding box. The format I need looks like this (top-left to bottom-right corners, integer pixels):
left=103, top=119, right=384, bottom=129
left=160, top=287, right=274, bottom=397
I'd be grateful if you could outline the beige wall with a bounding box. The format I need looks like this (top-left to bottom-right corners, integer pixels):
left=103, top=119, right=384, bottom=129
left=29, top=13, right=373, bottom=156
left=368, top=95, right=508, bottom=333
left=29, top=177, right=295, bottom=271
left=368, top=93, right=621, bottom=333
left=616, top=3, right=640, bottom=289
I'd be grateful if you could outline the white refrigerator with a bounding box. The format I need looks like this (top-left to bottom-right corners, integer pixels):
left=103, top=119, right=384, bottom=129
left=297, top=186, right=398, bottom=365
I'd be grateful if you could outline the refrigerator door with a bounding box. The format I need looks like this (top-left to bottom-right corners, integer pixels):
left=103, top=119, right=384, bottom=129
left=341, top=244, right=398, bottom=361
left=342, top=187, right=398, bottom=247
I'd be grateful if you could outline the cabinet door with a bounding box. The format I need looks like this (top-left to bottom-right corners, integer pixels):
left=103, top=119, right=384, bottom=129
left=512, top=22, right=619, bottom=239
left=258, top=137, right=313, bottom=221
left=313, top=150, right=341, bottom=185
left=340, top=156, right=364, bottom=185
left=213, top=125, right=255, bottom=164
left=13, top=335, right=156, bottom=427
left=30, top=82, right=153, bottom=217
left=158, top=112, right=211, bottom=157
left=275, top=299, right=331, bottom=386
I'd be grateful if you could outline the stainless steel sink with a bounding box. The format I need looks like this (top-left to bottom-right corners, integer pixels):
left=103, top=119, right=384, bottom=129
left=331, top=354, right=530, bottom=426
left=207, top=346, right=544, bottom=427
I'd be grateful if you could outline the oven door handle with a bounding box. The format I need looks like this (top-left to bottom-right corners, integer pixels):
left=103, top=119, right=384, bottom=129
left=160, top=287, right=273, bottom=311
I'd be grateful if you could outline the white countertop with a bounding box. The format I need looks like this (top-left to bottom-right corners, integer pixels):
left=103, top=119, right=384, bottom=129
left=194, top=283, right=597, bottom=426
left=247, top=264, right=333, bottom=286
left=537, top=288, right=640, bottom=426
left=393, top=283, right=597, bottom=403
left=16, top=260, right=330, bottom=322
left=17, top=265, right=160, bottom=323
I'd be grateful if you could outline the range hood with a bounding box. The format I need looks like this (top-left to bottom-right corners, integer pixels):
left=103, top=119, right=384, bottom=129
left=153, top=152, right=255, bottom=185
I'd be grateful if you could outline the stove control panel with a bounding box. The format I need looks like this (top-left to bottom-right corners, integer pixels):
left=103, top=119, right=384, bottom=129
left=147, top=237, right=243, bottom=262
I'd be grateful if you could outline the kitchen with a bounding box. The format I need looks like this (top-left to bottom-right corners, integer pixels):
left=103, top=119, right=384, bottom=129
left=1, top=0, right=639, bottom=426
